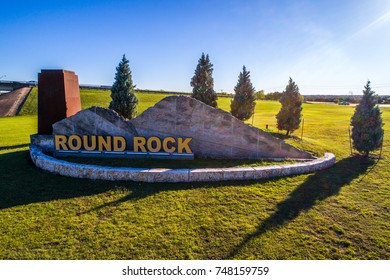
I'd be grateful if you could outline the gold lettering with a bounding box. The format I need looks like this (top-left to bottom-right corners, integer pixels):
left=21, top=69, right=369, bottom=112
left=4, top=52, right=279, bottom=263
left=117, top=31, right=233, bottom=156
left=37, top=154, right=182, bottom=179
left=54, top=135, right=192, bottom=154
left=83, top=135, right=96, bottom=151
left=113, top=136, right=126, bottom=152
left=162, top=137, right=176, bottom=153
left=55, top=135, right=68, bottom=150
left=98, top=136, right=112, bottom=151
left=147, top=136, right=162, bottom=153
left=177, top=138, right=192, bottom=153
left=68, top=135, right=82, bottom=150
left=134, top=137, right=147, bottom=152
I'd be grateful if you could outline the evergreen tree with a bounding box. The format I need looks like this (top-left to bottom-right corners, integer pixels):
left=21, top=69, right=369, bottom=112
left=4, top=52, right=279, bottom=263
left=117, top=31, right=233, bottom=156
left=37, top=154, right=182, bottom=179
left=190, top=53, right=218, bottom=107
left=109, top=55, right=138, bottom=119
left=276, top=77, right=302, bottom=135
left=230, top=66, right=256, bottom=121
left=351, top=81, right=384, bottom=156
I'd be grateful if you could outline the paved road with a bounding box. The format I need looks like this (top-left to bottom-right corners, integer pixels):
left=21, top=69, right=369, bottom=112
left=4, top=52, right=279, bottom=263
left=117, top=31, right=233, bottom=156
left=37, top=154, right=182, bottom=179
left=0, top=87, right=32, bottom=117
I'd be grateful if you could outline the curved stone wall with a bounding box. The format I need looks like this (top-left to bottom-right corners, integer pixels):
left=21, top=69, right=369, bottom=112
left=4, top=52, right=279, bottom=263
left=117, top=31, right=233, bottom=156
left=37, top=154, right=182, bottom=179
left=30, top=145, right=336, bottom=182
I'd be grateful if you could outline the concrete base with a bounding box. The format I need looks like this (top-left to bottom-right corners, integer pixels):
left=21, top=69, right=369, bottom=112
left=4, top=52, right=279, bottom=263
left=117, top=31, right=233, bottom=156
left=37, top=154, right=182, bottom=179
left=30, top=144, right=336, bottom=182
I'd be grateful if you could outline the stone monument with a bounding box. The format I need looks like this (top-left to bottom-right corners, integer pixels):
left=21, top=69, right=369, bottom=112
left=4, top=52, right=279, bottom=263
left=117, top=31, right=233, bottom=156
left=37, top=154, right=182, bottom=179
left=30, top=70, right=336, bottom=182
left=53, top=95, right=314, bottom=160
left=38, top=70, right=81, bottom=134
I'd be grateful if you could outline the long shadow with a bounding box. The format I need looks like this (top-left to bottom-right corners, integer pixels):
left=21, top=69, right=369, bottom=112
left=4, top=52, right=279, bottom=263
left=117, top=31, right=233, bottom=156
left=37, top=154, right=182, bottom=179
left=269, top=132, right=301, bottom=141
left=0, top=149, right=374, bottom=235
left=0, top=143, right=30, bottom=151
left=79, top=181, right=227, bottom=215
left=0, top=150, right=116, bottom=210
left=0, top=149, right=251, bottom=210
left=225, top=156, right=374, bottom=259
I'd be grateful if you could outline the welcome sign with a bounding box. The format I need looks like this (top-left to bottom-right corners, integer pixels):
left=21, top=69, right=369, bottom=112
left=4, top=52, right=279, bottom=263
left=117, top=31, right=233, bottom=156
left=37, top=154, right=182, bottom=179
left=32, top=69, right=314, bottom=170
left=54, top=135, right=194, bottom=160
left=49, top=96, right=314, bottom=160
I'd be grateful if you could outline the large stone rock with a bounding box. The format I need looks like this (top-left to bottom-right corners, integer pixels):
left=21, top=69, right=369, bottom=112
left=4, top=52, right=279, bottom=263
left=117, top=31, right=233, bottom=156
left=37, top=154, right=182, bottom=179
left=51, top=96, right=313, bottom=160
left=52, top=106, right=138, bottom=148
left=130, top=96, right=314, bottom=159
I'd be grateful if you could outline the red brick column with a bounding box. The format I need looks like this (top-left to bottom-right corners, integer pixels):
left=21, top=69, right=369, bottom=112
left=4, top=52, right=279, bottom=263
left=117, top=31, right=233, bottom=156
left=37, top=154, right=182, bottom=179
left=38, top=70, right=81, bottom=134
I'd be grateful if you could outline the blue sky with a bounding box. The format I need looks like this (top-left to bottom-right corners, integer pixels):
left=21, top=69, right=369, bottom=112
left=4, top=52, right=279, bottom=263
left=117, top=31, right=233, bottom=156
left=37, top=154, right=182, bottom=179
left=1, top=0, right=389, bottom=95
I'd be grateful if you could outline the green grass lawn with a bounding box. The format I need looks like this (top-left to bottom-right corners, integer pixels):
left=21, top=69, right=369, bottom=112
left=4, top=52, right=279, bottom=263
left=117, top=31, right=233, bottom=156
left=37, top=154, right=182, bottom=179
left=19, top=88, right=172, bottom=116
left=1, top=90, right=389, bottom=259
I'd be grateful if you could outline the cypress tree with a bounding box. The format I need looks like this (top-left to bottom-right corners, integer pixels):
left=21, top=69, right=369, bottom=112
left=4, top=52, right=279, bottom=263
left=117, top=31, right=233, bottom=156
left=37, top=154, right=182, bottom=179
left=230, top=66, right=256, bottom=121
left=351, top=81, right=384, bottom=156
left=276, top=77, right=302, bottom=136
left=109, top=54, right=138, bottom=119
left=190, top=53, right=218, bottom=107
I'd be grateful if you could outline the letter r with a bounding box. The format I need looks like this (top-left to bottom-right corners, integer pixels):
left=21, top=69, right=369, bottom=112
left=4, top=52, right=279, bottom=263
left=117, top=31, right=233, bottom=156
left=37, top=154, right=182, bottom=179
left=134, top=137, right=147, bottom=152
left=55, top=135, right=68, bottom=150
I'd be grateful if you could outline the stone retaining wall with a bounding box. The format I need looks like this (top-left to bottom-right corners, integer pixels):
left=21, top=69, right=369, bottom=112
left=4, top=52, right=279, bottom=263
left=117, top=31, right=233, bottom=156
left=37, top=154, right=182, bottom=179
left=30, top=145, right=336, bottom=182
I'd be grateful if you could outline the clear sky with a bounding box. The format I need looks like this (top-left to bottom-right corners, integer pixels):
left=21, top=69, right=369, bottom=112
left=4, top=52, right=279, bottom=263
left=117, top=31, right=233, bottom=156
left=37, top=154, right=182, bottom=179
left=1, top=0, right=389, bottom=95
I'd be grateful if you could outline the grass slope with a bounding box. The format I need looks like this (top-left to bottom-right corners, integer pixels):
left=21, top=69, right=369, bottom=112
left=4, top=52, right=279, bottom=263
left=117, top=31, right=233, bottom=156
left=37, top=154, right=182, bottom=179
left=1, top=91, right=389, bottom=259
left=19, top=88, right=172, bottom=116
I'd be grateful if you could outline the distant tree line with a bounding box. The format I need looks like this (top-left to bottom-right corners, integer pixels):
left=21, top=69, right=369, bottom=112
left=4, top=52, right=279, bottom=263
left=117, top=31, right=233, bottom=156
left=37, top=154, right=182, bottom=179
left=303, top=95, right=390, bottom=104
left=135, top=89, right=191, bottom=95
left=263, top=91, right=283, bottom=100
left=376, top=96, right=390, bottom=104
left=304, top=95, right=361, bottom=103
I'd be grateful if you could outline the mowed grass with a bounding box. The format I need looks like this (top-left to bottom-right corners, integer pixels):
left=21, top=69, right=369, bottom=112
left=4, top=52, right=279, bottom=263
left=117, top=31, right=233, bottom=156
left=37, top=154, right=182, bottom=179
left=0, top=90, right=389, bottom=259
left=19, top=88, right=172, bottom=116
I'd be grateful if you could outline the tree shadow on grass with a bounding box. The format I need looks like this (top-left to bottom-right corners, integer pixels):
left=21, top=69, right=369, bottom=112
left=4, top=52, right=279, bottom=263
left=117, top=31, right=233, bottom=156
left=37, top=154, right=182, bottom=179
left=0, top=150, right=240, bottom=210
left=0, top=143, right=30, bottom=151
left=0, top=149, right=375, bottom=237
left=269, top=132, right=301, bottom=141
left=0, top=150, right=116, bottom=210
left=225, top=156, right=375, bottom=259
left=79, top=178, right=258, bottom=215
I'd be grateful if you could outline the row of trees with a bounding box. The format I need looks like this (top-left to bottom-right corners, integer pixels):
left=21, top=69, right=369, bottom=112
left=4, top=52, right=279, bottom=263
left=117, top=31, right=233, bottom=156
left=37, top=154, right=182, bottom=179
left=190, top=53, right=257, bottom=121
left=109, top=54, right=383, bottom=157
left=190, top=53, right=302, bottom=135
